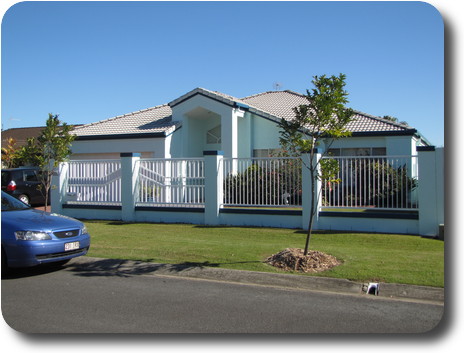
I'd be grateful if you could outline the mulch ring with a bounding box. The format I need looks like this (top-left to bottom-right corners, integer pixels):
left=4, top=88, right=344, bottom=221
left=265, top=248, right=341, bottom=273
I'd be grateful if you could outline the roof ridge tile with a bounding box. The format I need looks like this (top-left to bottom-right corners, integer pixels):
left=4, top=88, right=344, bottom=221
left=241, top=90, right=306, bottom=100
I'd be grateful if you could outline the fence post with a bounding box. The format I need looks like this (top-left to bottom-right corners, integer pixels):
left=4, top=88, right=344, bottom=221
left=204, top=151, right=223, bottom=225
left=301, top=150, right=322, bottom=230
left=121, top=153, right=140, bottom=222
left=418, top=146, right=444, bottom=237
left=50, top=162, right=68, bottom=214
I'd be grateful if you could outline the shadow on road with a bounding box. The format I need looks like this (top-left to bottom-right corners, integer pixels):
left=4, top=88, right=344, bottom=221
left=2, top=257, right=264, bottom=280
left=62, top=257, right=263, bottom=278
left=2, top=261, right=69, bottom=280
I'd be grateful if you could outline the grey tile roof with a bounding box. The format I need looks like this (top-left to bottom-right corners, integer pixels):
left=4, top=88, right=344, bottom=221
left=73, top=104, right=177, bottom=137
left=73, top=88, right=415, bottom=138
left=241, top=90, right=308, bottom=120
left=240, top=90, right=413, bottom=133
left=347, top=112, right=412, bottom=132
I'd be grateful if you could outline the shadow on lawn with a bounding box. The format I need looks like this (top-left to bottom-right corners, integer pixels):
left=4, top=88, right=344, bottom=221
left=64, top=257, right=263, bottom=278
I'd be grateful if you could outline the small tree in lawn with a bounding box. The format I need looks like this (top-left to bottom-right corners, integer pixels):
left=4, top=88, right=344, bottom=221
left=16, top=137, right=42, bottom=167
left=279, top=74, right=354, bottom=255
left=25, top=114, right=75, bottom=211
left=1, top=137, right=19, bottom=168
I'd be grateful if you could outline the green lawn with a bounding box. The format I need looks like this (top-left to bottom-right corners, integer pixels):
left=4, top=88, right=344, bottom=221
left=83, top=220, right=444, bottom=287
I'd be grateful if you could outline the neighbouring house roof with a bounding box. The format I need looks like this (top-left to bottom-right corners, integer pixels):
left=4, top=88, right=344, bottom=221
left=72, top=87, right=422, bottom=140
left=2, top=125, right=84, bottom=150
left=2, top=126, right=46, bottom=149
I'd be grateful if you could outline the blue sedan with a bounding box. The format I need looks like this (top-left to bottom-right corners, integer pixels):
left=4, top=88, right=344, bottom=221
left=1, top=191, right=90, bottom=272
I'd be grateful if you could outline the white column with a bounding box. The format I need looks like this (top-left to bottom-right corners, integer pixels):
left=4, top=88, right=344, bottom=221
left=121, top=153, right=140, bottom=222
left=222, top=108, right=244, bottom=159
left=50, top=162, right=68, bottom=214
left=418, top=147, right=444, bottom=237
left=204, top=151, right=223, bottom=225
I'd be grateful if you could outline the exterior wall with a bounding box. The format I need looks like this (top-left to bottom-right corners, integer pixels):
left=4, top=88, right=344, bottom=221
left=245, top=114, right=419, bottom=157
left=237, top=112, right=252, bottom=158
left=328, top=136, right=387, bottom=150
left=135, top=209, right=205, bottom=225
left=219, top=212, right=302, bottom=229
left=252, top=115, right=282, bottom=151
left=327, top=135, right=417, bottom=155
left=386, top=136, right=416, bottom=155
left=167, top=129, right=183, bottom=158
left=317, top=216, right=419, bottom=234
left=59, top=206, right=122, bottom=221
left=71, top=152, right=153, bottom=160
left=71, top=137, right=166, bottom=159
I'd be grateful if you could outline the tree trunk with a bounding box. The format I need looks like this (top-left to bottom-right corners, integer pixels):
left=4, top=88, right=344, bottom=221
left=304, top=154, right=317, bottom=256
left=44, top=185, right=50, bottom=213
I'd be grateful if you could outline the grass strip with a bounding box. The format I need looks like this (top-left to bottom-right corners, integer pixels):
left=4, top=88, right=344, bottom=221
left=83, top=220, right=444, bottom=287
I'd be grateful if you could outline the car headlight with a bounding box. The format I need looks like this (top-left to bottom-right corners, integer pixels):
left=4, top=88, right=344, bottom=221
left=15, top=231, right=52, bottom=241
left=80, top=225, right=88, bottom=235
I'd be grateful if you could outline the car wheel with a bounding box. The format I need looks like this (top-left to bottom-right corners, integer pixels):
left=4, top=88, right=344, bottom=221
left=18, top=194, right=30, bottom=205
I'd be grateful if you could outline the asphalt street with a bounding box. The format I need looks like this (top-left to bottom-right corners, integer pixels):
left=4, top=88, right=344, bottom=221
left=1, top=258, right=444, bottom=333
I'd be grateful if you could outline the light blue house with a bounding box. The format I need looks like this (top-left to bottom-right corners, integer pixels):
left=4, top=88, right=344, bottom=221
left=70, top=87, right=430, bottom=159
left=53, top=87, right=444, bottom=236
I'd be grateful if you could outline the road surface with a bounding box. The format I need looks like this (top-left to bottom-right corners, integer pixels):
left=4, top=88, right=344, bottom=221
left=1, top=261, right=444, bottom=333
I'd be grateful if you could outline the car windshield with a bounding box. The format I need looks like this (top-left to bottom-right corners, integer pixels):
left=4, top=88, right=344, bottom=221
left=1, top=191, right=31, bottom=211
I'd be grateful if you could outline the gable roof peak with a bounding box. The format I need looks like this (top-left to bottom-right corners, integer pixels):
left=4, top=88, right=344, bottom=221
left=168, top=87, right=244, bottom=108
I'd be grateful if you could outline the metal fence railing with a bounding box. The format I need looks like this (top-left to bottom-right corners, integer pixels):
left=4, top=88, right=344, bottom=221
left=321, top=155, right=419, bottom=210
left=64, top=155, right=418, bottom=211
left=222, top=157, right=302, bottom=208
left=136, top=158, right=205, bottom=207
left=66, top=160, right=122, bottom=205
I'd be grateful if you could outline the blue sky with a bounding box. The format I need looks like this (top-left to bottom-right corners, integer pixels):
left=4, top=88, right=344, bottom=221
left=1, top=1, right=445, bottom=146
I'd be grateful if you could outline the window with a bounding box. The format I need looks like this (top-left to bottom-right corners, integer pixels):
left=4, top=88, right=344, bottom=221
left=253, top=149, right=282, bottom=157
left=206, top=125, right=221, bottom=144
left=372, top=148, right=387, bottom=156
left=23, top=170, right=38, bottom=182
left=327, top=149, right=341, bottom=156
left=328, top=147, right=386, bottom=156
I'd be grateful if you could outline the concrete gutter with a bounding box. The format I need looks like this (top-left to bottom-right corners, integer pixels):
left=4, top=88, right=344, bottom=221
left=69, top=257, right=444, bottom=303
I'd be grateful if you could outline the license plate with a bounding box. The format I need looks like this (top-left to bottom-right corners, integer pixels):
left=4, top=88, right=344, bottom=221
left=65, top=241, right=80, bottom=251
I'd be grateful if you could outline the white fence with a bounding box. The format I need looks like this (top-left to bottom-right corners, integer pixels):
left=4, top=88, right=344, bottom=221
left=222, top=157, right=302, bottom=207
left=52, top=148, right=444, bottom=236
left=66, top=160, right=122, bottom=205
left=321, top=155, right=419, bottom=210
left=136, top=158, right=205, bottom=207
left=64, top=155, right=418, bottom=210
